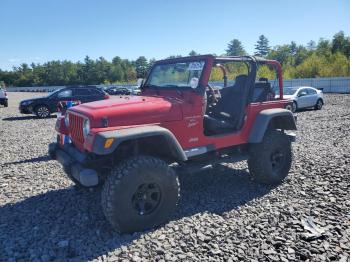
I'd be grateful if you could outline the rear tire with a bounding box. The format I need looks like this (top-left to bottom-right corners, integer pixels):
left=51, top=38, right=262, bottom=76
left=248, top=130, right=292, bottom=184
left=285, top=104, right=293, bottom=112
left=4, top=100, right=8, bottom=107
left=314, top=99, right=323, bottom=110
left=35, top=105, right=50, bottom=118
left=101, top=156, right=180, bottom=233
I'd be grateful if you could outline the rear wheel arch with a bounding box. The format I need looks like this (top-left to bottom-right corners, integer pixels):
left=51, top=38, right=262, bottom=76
left=248, top=108, right=297, bottom=143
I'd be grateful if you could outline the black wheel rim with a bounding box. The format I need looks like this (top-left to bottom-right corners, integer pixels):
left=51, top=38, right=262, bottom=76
left=132, top=183, right=161, bottom=216
left=317, top=101, right=322, bottom=109
left=270, top=150, right=285, bottom=173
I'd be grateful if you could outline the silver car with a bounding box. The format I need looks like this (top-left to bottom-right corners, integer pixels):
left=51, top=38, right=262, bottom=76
left=278, top=86, right=324, bottom=113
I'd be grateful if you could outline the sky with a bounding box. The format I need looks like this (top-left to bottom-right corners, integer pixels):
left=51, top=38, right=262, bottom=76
left=0, top=0, right=349, bottom=70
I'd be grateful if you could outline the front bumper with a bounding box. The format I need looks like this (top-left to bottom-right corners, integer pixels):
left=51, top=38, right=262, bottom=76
left=19, top=104, right=32, bottom=114
left=49, top=142, right=99, bottom=187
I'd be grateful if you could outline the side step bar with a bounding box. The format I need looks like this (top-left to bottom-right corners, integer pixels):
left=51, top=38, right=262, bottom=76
left=176, top=154, right=248, bottom=175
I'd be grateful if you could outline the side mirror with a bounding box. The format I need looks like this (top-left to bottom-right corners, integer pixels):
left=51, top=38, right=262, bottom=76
left=190, top=77, right=199, bottom=89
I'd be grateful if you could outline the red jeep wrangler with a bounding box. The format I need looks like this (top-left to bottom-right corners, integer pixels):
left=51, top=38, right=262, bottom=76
left=49, top=55, right=296, bottom=233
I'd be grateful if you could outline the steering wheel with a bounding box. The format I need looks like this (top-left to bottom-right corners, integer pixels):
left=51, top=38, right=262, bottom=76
left=206, top=84, right=219, bottom=105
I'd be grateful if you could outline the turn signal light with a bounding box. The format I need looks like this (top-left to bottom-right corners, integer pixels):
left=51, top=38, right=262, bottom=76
left=104, top=138, right=114, bottom=149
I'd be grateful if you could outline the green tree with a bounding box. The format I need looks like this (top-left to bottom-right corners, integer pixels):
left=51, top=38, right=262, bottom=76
left=254, top=35, right=270, bottom=57
left=289, top=41, right=297, bottom=56
left=188, top=50, right=200, bottom=56
left=307, top=40, right=317, bottom=51
left=316, top=38, right=332, bottom=57
left=332, top=31, right=350, bottom=57
left=167, top=55, right=182, bottom=59
left=135, top=56, right=148, bottom=78
left=226, top=39, right=246, bottom=56
left=294, top=45, right=309, bottom=66
left=268, top=45, right=292, bottom=65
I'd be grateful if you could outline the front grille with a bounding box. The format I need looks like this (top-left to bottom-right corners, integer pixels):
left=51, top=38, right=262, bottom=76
left=68, top=114, right=85, bottom=144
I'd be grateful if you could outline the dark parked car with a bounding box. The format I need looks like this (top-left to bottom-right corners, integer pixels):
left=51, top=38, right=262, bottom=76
left=105, top=87, right=131, bottom=95
left=0, top=87, right=8, bottom=107
left=19, top=86, right=109, bottom=118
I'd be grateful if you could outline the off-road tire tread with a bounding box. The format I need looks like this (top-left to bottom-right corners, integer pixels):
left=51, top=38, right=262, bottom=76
left=248, top=130, right=292, bottom=184
left=101, top=155, right=180, bottom=233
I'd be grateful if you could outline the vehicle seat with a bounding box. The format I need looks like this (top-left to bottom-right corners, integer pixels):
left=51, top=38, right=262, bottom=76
left=252, top=81, right=271, bottom=102
left=204, top=75, right=247, bottom=134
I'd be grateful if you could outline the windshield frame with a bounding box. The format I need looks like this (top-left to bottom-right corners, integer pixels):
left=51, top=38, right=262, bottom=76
left=143, top=58, right=208, bottom=90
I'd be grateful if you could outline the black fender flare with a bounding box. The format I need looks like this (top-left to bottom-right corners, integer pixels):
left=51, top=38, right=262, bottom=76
left=248, top=108, right=297, bottom=143
left=92, top=125, right=187, bottom=161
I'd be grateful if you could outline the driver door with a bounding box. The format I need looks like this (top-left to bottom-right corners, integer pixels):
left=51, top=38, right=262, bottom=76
left=49, top=88, right=73, bottom=112
left=296, top=88, right=308, bottom=108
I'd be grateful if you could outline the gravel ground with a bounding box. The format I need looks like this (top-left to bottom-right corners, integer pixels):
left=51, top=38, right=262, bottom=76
left=0, top=92, right=349, bottom=261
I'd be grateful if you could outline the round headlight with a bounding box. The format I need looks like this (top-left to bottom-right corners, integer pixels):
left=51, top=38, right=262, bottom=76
left=64, top=113, right=69, bottom=127
left=83, top=119, right=90, bottom=138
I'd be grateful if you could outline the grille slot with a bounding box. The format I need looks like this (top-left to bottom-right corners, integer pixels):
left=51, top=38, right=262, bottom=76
left=68, top=114, right=84, bottom=144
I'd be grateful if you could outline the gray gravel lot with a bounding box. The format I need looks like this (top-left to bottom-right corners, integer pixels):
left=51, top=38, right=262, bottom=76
left=0, top=92, right=349, bottom=261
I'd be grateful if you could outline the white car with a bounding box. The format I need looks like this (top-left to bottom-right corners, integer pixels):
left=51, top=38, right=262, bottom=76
left=277, top=86, right=324, bottom=113
left=0, top=87, right=8, bottom=107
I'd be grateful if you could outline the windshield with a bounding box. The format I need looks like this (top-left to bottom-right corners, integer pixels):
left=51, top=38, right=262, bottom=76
left=276, top=87, right=298, bottom=95
left=145, top=61, right=205, bottom=89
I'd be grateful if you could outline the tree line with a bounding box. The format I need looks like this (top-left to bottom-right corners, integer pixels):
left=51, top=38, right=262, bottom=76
left=1, top=31, right=350, bottom=87
left=226, top=31, right=350, bottom=79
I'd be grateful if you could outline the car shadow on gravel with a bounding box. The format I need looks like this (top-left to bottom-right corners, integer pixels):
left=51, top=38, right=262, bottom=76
left=176, top=164, right=275, bottom=217
left=295, top=108, right=316, bottom=113
left=2, top=155, right=51, bottom=166
left=2, top=115, right=56, bottom=121
left=0, top=164, right=275, bottom=260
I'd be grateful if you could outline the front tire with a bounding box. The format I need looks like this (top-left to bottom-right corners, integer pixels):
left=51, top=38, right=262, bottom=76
left=314, top=99, right=323, bottom=110
left=35, top=105, right=50, bottom=118
left=291, top=101, right=297, bottom=113
left=101, top=156, right=180, bottom=233
left=248, top=130, right=292, bottom=184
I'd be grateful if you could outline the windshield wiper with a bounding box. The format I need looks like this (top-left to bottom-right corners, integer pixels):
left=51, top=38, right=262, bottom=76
left=144, top=84, right=161, bottom=88
left=162, top=84, right=181, bottom=88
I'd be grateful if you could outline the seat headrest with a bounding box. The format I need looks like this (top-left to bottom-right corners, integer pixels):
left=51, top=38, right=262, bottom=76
left=234, top=75, right=248, bottom=87
left=259, top=77, right=268, bottom=83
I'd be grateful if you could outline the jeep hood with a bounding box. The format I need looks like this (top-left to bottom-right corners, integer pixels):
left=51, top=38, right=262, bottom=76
left=69, top=95, right=183, bottom=127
